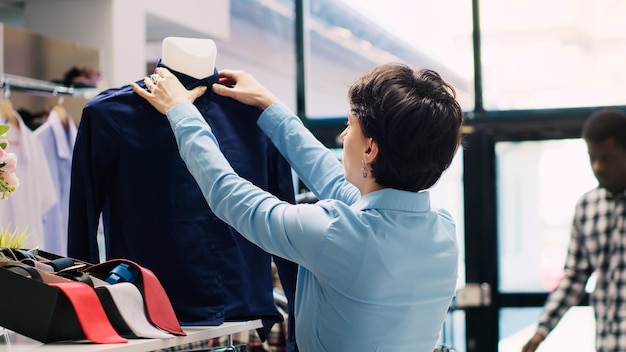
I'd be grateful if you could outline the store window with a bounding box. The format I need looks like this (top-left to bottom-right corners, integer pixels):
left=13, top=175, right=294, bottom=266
left=431, top=149, right=466, bottom=351
left=480, top=0, right=626, bottom=110
left=496, top=139, right=597, bottom=351
left=216, top=0, right=297, bottom=111
left=496, top=139, right=596, bottom=293
left=307, top=0, right=475, bottom=118
left=431, top=150, right=466, bottom=289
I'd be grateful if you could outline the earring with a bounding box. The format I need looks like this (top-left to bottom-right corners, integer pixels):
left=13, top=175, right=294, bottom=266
left=362, top=160, right=368, bottom=179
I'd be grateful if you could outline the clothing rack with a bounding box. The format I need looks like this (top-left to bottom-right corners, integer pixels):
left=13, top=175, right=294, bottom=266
left=0, top=73, right=99, bottom=99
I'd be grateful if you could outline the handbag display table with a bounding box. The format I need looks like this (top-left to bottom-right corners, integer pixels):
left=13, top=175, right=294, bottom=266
left=0, top=320, right=262, bottom=352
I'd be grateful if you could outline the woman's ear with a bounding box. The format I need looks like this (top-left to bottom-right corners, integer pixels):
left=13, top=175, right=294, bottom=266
left=363, top=139, right=378, bottom=163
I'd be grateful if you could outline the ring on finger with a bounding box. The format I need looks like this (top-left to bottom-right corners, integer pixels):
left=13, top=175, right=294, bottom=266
left=150, top=73, right=160, bottom=85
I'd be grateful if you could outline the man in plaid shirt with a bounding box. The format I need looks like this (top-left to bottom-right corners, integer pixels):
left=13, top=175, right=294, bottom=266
left=523, top=108, right=626, bottom=352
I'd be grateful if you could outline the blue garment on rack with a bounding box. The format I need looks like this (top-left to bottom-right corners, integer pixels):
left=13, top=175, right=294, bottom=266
left=67, top=63, right=298, bottom=344
left=34, top=108, right=77, bottom=256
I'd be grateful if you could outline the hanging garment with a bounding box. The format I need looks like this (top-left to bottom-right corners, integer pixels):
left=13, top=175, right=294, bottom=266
left=0, top=110, right=57, bottom=248
left=68, top=63, right=298, bottom=342
left=34, top=107, right=77, bottom=255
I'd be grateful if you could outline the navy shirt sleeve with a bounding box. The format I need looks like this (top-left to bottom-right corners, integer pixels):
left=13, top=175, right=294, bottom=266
left=68, top=92, right=122, bottom=263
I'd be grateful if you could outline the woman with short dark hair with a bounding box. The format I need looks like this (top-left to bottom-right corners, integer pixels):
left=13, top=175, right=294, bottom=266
left=348, top=64, right=463, bottom=192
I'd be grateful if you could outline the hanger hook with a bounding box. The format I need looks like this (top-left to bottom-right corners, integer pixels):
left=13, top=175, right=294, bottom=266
left=2, top=83, right=10, bottom=100
left=51, top=86, right=64, bottom=105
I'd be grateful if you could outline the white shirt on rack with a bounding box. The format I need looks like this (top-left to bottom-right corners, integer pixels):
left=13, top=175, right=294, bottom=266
left=34, top=108, right=77, bottom=255
left=0, top=111, right=57, bottom=249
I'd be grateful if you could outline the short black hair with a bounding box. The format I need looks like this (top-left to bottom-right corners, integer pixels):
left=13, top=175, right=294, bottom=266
left=348, top=63, right=464, bottom=192
left=582, top=108, right=626, bottom=149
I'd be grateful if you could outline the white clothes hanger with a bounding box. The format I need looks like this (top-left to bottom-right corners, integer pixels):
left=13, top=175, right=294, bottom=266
left=161, top=37, right=217, bottom=79
left=52, top=88, right=69, bottom=129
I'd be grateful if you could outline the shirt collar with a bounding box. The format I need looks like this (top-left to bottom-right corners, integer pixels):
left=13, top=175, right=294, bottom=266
left=605, top=187, right=626, bottom=201
left=352, top=188, right=431, bottom=213
left=47, top=109, right=77, bottom=159
left=155, top=60, right=219, bottom=90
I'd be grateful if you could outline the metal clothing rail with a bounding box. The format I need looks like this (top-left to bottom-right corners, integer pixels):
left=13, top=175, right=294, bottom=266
left=0, top=73, right=99, bottom=99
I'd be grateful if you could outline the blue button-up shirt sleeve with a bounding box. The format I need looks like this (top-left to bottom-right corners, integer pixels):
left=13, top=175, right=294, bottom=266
left=258, top=102, right=360, bottom=205
left=166, top=102, right=334, bottom=269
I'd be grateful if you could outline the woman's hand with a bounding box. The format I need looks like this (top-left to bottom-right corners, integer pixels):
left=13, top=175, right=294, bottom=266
left=521, top=332, right=545, bottom=352
left=131, top=67, right=207, bottom=115
left=212, top=69, right=278, bottom=110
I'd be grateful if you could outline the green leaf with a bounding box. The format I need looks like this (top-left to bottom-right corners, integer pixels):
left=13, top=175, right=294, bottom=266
left=0, top=142, right=6, bottom=149
left=0, top=125, right=9, bottom=135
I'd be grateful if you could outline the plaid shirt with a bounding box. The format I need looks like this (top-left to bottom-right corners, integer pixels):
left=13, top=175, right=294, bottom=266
left=538, top=187, right=626, bottom=351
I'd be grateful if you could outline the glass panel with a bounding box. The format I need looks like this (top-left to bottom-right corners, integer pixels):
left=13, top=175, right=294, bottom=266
left=499, top=307, right=595, bottom=352
left=215, top=0, right=297, bottom=111
left=496, top=139, right=597, bottom=292
left=431, top=150, right=466, bottom=352
left=431, top=149, right=466, bottom=289
left=480, top=0, right=626, bottom=110
left=307, top=0, right=475, bottom=117
left=439, top=310, right=466, bottom=352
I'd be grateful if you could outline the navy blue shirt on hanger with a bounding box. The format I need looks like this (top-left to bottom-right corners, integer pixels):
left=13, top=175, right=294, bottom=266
left=67, top=63, right=298, bottom=347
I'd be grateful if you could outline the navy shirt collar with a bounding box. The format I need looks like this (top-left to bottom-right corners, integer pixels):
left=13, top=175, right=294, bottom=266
left=155, top=59, right=218, bottom=90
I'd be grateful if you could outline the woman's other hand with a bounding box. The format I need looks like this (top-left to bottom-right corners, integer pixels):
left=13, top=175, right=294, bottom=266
left=211, top=69, right=278, bottom=110
left=131, top=67, right=207, bottom=115
left=521, top=332, right=545, bottom=352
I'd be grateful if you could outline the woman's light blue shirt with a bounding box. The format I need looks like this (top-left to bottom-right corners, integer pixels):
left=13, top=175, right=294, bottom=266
left=166, top=101, right=459, bottom=352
